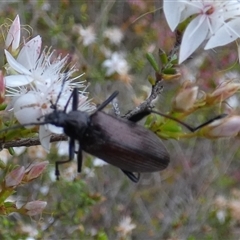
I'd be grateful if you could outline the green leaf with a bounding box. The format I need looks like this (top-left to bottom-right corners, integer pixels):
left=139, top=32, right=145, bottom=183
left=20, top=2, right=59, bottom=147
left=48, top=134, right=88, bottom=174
left=146, top=53, right=159, bottom=72
left=159, top=49, right=168, bottom=66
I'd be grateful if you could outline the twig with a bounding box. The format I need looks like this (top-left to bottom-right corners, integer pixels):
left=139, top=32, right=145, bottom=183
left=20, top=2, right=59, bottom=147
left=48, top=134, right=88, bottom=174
left=1, top=134, right=67, bottom=148
left=124, top=78, right=163, bottom=119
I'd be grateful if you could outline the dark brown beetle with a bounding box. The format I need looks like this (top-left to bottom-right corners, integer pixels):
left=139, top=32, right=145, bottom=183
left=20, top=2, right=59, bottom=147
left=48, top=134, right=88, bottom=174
left=43, top=88, right=226, bottom=182
left=44, top=89, right=168, bottom=182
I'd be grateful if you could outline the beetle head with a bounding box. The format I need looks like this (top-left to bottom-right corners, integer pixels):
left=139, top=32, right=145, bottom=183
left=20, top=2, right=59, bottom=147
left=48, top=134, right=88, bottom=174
left=44, top=110, right=68, bottom=127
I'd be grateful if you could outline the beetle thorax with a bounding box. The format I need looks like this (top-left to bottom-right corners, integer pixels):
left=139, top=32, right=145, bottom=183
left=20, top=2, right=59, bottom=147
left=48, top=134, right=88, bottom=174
left=62, top=111, right=89, bottom=139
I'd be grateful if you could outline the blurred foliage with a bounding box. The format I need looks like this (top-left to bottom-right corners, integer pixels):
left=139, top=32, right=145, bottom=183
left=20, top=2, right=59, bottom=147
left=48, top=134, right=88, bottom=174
left=0, top=0, right=240, bottom=239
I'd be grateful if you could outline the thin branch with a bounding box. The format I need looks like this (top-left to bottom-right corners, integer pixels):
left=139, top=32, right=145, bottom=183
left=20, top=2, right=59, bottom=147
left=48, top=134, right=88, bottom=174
left=124, top=78, right=163, bottom=119
left=1, top=134, right=67, bottom=149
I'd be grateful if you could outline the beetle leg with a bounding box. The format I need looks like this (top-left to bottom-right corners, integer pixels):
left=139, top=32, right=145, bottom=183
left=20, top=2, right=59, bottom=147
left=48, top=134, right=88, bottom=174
left=72, top=88, right=79, bottom=111
left=55, top=137, right=75, bottom=180
left=121, top=170, right=140, bottom=183
left=77, top=144, right=83, bottom=172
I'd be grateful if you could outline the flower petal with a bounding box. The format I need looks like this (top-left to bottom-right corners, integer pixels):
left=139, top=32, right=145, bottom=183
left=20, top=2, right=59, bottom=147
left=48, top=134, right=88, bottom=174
left=5, top=166, right=25, bottom=187
left=24, top=200, right=47, bottom=216
left=46, top=124, right=64, bottom=134
left=14, top=92, right=42, bottom=125
left=180, top=2, right=201, bottom=21
left=5, top=50, right=31, bottom=75
left=179, top=15, right=208, bottom=63
left=205, top=19, right=240, bottom=49
left=5, top=15, right=21, bottom=51
left=17, top=35, right=42, bottom=70
left=39, top=126, right=52, bottom=152
left=25, top=161, right=49, bottom=181
left=207, top=116, right=240, bottom=137
left=4, top=75, right=33, bottom=87
left=163, top=1, right=185, bottom=31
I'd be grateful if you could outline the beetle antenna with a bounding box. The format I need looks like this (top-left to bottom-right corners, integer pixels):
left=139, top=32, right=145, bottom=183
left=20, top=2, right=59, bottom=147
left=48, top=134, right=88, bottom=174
left=53, top=52, right=74, bottom=110
left=150, top=110, right=227, bottom=132
left=96, top=91, right=119, bottom=112
left=53, top=74, right=68, bottom=110
left=150, top=110, right=195, bottom=131
left=63, top=88, right=75, bottom=112
left=190, top=113, right=228, bottom=132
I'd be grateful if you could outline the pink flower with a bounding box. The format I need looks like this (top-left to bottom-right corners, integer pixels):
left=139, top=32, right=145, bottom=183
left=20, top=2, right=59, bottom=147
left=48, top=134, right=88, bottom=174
left=5, top=166, right=25, bottom=187
left=24, top=161, right=49, bottom=181
left=202, top=115, right=240, bottom=138
left=207, top=82, right=240, bottom=104
left=23, top=201, right=47, bottom=216
left=173, top=82, right=198, bottom=112
left=0, top=71, right=5, bottom=104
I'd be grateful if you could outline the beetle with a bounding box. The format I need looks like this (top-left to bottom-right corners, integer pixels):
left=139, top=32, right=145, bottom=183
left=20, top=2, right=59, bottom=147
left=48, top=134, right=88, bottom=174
left=42, top=88, right=226, bottom=182
left=44, top=89, right=169, bottom=182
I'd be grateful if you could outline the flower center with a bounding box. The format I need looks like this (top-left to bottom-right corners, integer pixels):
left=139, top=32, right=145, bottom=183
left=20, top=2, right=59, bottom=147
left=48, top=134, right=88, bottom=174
left=41, top=103, right=48, bottom=109
left=204, top=5, right=214, bottom=15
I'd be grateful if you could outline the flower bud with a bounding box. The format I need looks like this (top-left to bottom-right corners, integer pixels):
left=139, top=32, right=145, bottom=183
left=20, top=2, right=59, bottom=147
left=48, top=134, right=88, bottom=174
left=5, top=15, right=20, bottom=53
left=207, top=82, right=240, bottom=105
left=0, top=71, right=5, bottom=104
left=24, top=161, right=48, bottom=182
left=172, top=81, right=198, bottom=112
left=5, top=166, right=25, bottom=187
left=23, top=201, right=47, bottom=216
left=201, top=115, right=240, bottom=138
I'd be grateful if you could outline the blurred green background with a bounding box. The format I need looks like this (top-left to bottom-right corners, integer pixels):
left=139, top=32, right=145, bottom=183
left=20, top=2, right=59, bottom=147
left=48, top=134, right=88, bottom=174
left=1, top=1, right=240, bottom=239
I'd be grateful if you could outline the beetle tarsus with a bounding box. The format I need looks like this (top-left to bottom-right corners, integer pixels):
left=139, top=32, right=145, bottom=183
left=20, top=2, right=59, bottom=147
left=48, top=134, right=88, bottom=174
left=121, top=170, right=140, bottom=182
left=127, top=110, right=151, bottom=122
left=55, top=165, right=60, bottom=180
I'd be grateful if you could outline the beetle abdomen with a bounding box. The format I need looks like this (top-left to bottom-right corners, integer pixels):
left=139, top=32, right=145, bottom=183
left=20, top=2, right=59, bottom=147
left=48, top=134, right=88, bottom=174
left=82, top=112, right=170, bottom=172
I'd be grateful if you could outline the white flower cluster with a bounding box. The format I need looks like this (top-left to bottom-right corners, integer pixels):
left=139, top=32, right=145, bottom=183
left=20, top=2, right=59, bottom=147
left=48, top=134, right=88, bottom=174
left=163, top=0, right=240, bottom=63
left=4, top=15, right=95, bottom=151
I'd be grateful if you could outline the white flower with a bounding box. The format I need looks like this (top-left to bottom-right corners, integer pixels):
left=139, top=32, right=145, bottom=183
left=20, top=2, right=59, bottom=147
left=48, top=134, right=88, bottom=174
left=78, top=25, right=96, bottom=46
left=116, top=216, right=136, bottom=237
left=21, top=225, right=38, bottom=238
left=216, top=210, right=226, bottom=223
left=163, top=0, right=240, bottom=63
left=21, top=224, right=38, bottom=237
left=10, top=80, right=95, bottom=151
left=4, top=16, right=96, bottom=152
left=0, top=149, right=12, bottom=164
left=103, top=27, right=124, bottom=45
left=13, top=146, right=26, bottom=156
left=4, top=35, right=74, bottom=87
left=102, top=52, right=129, bottom=76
